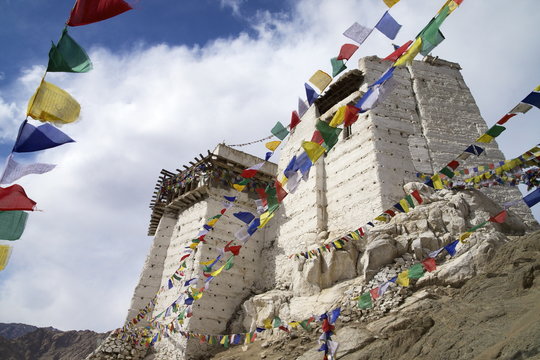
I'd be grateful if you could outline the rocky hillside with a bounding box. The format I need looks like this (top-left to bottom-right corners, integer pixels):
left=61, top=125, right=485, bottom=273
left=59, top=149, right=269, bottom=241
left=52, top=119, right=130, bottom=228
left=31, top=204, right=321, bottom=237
left=210, top=230, right=540, bottom=360
left=0, top=325, right=108, bottom=360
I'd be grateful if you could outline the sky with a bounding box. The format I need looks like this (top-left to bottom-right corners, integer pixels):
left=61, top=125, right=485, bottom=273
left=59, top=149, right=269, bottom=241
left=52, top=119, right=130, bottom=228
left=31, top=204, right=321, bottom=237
left=0, top=0, right=538, bottom=332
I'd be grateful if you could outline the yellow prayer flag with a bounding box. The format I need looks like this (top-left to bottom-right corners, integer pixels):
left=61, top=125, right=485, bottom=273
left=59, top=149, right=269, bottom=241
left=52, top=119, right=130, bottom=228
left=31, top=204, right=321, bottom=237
left=200, top=259, right=215, bottom=266
left=396, top=270, right=410, bottom=287
left=27, top=80, right=80, bottom=125
left=263, top=318, right=272, bottom=329
left=265, top=141, right=281, bottom=151
left=399, top=199, right=410, bottom=213
left=329, top=106, right=346, bottom=127
left=375, top=215, right=389, bottom=223
left=210, top=263, right=226, bottom=277
left=0, top=245, right=12, bottom=271
left=431, top=174, right=444, bottom=190
left=309, top=70, right=332, bottom=93
left=207, top=218, right=219, bottom=226
left=476, top=134, right=494, bottom=143
left=534, top=85, right=540, bottom=92
left=259, top=211, right=275, bottom=228
left=279, top=175, right=288, bottom=185
left=459, top=232, right=472, bottom=243
left=233, top=184, right=246, bottom=192
left=189, top=242, right=198, bottom=249
left=394, top=37, right=422, bottom=67
left=302, top=141, right=326, bottom=163
left=350, top=231, right=360, bottom=240
left=288, top=321, right=299, bottom=328
left=383, top=0, right=400, bottom=7
left=334, top=240, right=343, bottom=249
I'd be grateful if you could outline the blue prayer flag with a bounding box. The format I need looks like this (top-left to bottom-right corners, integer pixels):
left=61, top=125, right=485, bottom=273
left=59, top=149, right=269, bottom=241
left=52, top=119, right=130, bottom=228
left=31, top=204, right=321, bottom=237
left=375, top=11, right=402, bottom=40
left=247, top=218, right=260, bottom=235
left=329, top=307, right=341, bottom=324
left=234, top=212, right=255, bottom=224
left=444, top=240, right=459, bottom=256
left=13, top=120, right=74, bottom=153
left=523, top=188, right=540, bottom=208
left=305, top=83, right=319, bottom=105
left=464, top=145, right=484, bottom=156
left=372, top=67, right=395, bottom=86
left=284, top=156, right=297, bottom=178
left=224, top=196, right=236, bottom=202
left=521, top=91, right=540, bottom=109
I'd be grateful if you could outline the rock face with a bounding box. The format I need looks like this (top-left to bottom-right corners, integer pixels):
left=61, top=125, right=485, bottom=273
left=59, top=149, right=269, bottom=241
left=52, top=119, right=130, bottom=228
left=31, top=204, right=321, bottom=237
left=0, top=325, right=108, bottom=360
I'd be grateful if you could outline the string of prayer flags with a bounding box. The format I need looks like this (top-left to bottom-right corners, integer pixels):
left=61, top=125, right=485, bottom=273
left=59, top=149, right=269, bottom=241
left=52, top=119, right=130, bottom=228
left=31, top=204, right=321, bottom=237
left=271, top=121, right=289, bottom=141
left=337, top=44, right=359, bottom=61
left=27, top=80, right=81, bottom=125
left=12, top=120, right=74, bottom=153
left=298, top=98, right=309, bottom=117
left=0, top=211, right=28, bottom=241
left=308, top=70, right=332, bottom=93
left=383, top=40, right=413, bottom=61
left=375, top=11, right=402, bottom=40
left=343, top=22, right=373, bottom=45
left=316, top=120, right=342, bottom=150
left=67, top=0, right=133, bottom=27
left=304, top=83, right=319, bottom=105
left=302, top=141, right=326, bottom=163
left=47, top=28, right=92, bottom=73
left=523, top=188, right=540, bottom=208
left=0, top=245, right=12, bottom=271
left=0, top=185, right=36, bottom=211
left=290, top=111, right=301, bottom=130
left=330, top=57, right=347, bottom=77
left=383, top=0, right=401, bottom=8
left=0, top=154, right=56, bottom=184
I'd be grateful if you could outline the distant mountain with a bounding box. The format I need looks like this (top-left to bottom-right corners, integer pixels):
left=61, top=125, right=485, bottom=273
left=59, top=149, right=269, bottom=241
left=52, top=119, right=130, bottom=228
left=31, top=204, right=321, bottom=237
left=0, top=324, right=107, bottom=360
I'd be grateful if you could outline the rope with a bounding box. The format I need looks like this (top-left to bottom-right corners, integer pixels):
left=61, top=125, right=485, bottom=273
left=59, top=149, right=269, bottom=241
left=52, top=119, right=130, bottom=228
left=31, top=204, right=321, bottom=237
left=226, top=134, right=275, bottom=147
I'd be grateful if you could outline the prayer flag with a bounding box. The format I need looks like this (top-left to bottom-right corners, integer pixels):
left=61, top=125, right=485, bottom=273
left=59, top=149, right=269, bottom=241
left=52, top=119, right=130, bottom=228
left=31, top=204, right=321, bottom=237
left=431, top=174, right=444, bottom=189
left=67, top=0, right=132, bottom=26
left=305, top=83, right=319, bottom=105
left=378, top=281, right=391, bottom=296
left=273, top=317, right=282, bottom=327
left=464, top=145, right=484, bottom=156
left=259, top=211, right=275, bottom=228
left=330, top=57, right=347, bottom=77
left=375, top=11, right=402, bottom=40
left=411, top=190, right=423, bottom=204
left=485, top=125, right=506, bottom=138
left=489, top=210, right=507, bottom=224
left=444, top=240, right=459, bottom=256
left=275, top=180, right=288, bottom=202
left=0, top=211, right=28, bottom=241
left=396, top=270, right=410, bottom=286
left=0, top=154, right=56, bottom=184
left=344, top=105, right=360, bottom=126
left=509, top=103, right=532, bottom=114
left=460, top=232, right=472, bottom=242
left=224, top=196, right=236, bottom=202
left=408, top=263, right=425, bottom=279
left=12, top=121, right=74, bottom=153
left=383, top=0, right=401, bottom=7
left=311, top=130, right=324, bottom=144
left=358, top=292, right=373, bottom=309
left=0, top=185, right=36, bottom=211
left=420, top=29, right=444, bottom=56
left=476, top=134, right=494, bottom=144
left=329, top=106, right=346, bottom=127
left=224, top=256, right=234, bottom=270
left=290, top=111, right=301, bottom=130
left=399, top=199, right=410, bottom=213
left=369, top=287, right=380, bottom=300
left=271, top=121, right=289, bottom=140
left=240, top=162, right=264, bottom=178
left=265, top=141, right=281, bottom=151
left=337, top=44, right=359, bottom=60
left=394, top=37, right=422, bottom=66
left=523, top=188, right=540, bottom=208
left=383, top=40, right=413, bottom=62
left=316, top=120, right=342, bottom=150
left=309, top=70, right=332, bottom=93
left=47, top=28, right=92, bottom=73
left=394, top=202, right=405, bottom=213
left=27, top=80, right=81, bottom=125
left=497, top=113, right=516, bottom=125
left=302, top=141, right=326, bottom=163
left=440, top=166, right=455, bottom=178
left=234, top=212, right=255, bottom=224
left=0, top=245, right=12, bottom=271
left=284, top=156, right=297, bottom=178
left=247, top=218, right=260, bottom=235
left=521, top=91, right=540, bottom=108
left=298, top=98, right=309, bottom=117
left=329, top=307, right=341, bottom=324
left=343, top=22, right=373, bottom=45
left=447, top=160, right=459, bottom=170
left=422, top=257, right=437, bottom=272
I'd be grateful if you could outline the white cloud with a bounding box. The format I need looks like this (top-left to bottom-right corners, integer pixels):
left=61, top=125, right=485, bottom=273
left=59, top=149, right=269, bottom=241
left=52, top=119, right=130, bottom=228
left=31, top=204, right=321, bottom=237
left=219, top=0, right=246, bottom=17
left=0, top=0, right=538, bottom=332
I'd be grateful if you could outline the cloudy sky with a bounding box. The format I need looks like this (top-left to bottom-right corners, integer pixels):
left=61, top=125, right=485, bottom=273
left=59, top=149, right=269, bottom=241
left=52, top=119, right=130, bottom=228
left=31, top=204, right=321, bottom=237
left=0, top=0, right=538, bottom=332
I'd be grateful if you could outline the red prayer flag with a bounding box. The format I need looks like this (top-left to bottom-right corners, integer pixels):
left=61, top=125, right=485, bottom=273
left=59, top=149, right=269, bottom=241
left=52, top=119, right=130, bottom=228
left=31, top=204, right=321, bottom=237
left=278, top=325, right=290, bottom=333
left=411, top=190, right=423, bottom=204
left=422, top=257, right=437, bottom=272
left=241, top=169, right=258, bottom=178
left=290, top=111, right=301, bottom=130
left=275, top=180, right=288, bottom=203
left=496, top=113, right=517, bottom=125
left=311, top=130, right=324, bottom=144
left=255, top=188, right=268, bottom=207
left=337, top=43, right=359, bottom=60
left=344, top=105, right=360, bottom=126
left=0, top=184, right=36, bottom=211
left=447, top=160, right=459, bottom=170
left=383, top=40, right=413, bottom=62
left=369, top=287, right=380, bottom=300
left=489, top=210, right=507, bottom=224
left=384, top=209, right=396, bottom=217
left=67, top=0, right=133, bottom=27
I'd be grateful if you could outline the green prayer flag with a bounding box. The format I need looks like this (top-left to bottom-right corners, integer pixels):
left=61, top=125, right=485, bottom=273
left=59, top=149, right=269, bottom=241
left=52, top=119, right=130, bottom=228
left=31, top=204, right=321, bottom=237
left=440, top=166, right=455, bottom=178
left=358, top=292, right=373, bottom=309
left=469, top=221, right=488, bottom=232
left=47, top=28, right=92, bottom=73
left=203, top=265, right=212, bottom=273
left=222, top=335, right=229, bottom=348
left=405, top=195, right=415, bottom=208
left=225, top=256, right=234, bottom=270
left=315, top=120, right=343, bottom=150
left=0, top=211, right=28, bottom=241
left=485, top=125, right=506, bottom=138
left=271, top=121, right=289, bottom=140
left=420, top=28, right=445, bottom=56
left=408, top=263, right=425, bottom=279
left=265, top=185, right=279, bottom=210
left=272, top=316, right=281, bottom=327
left=330, top=57, right=347, bottom=77
left=299, top=320, right=311, bottom=330
left=238, top=178, right=250, bottom=185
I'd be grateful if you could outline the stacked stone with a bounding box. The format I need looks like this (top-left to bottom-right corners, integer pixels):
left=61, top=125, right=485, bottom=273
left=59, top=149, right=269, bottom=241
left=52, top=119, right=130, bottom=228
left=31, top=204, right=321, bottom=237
left=86, top=332, right=147, bottom=360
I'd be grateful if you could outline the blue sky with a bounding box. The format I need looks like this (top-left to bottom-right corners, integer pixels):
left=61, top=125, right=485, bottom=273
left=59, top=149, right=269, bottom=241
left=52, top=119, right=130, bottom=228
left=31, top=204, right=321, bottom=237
left=0, top=0, right=538, bottom=332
